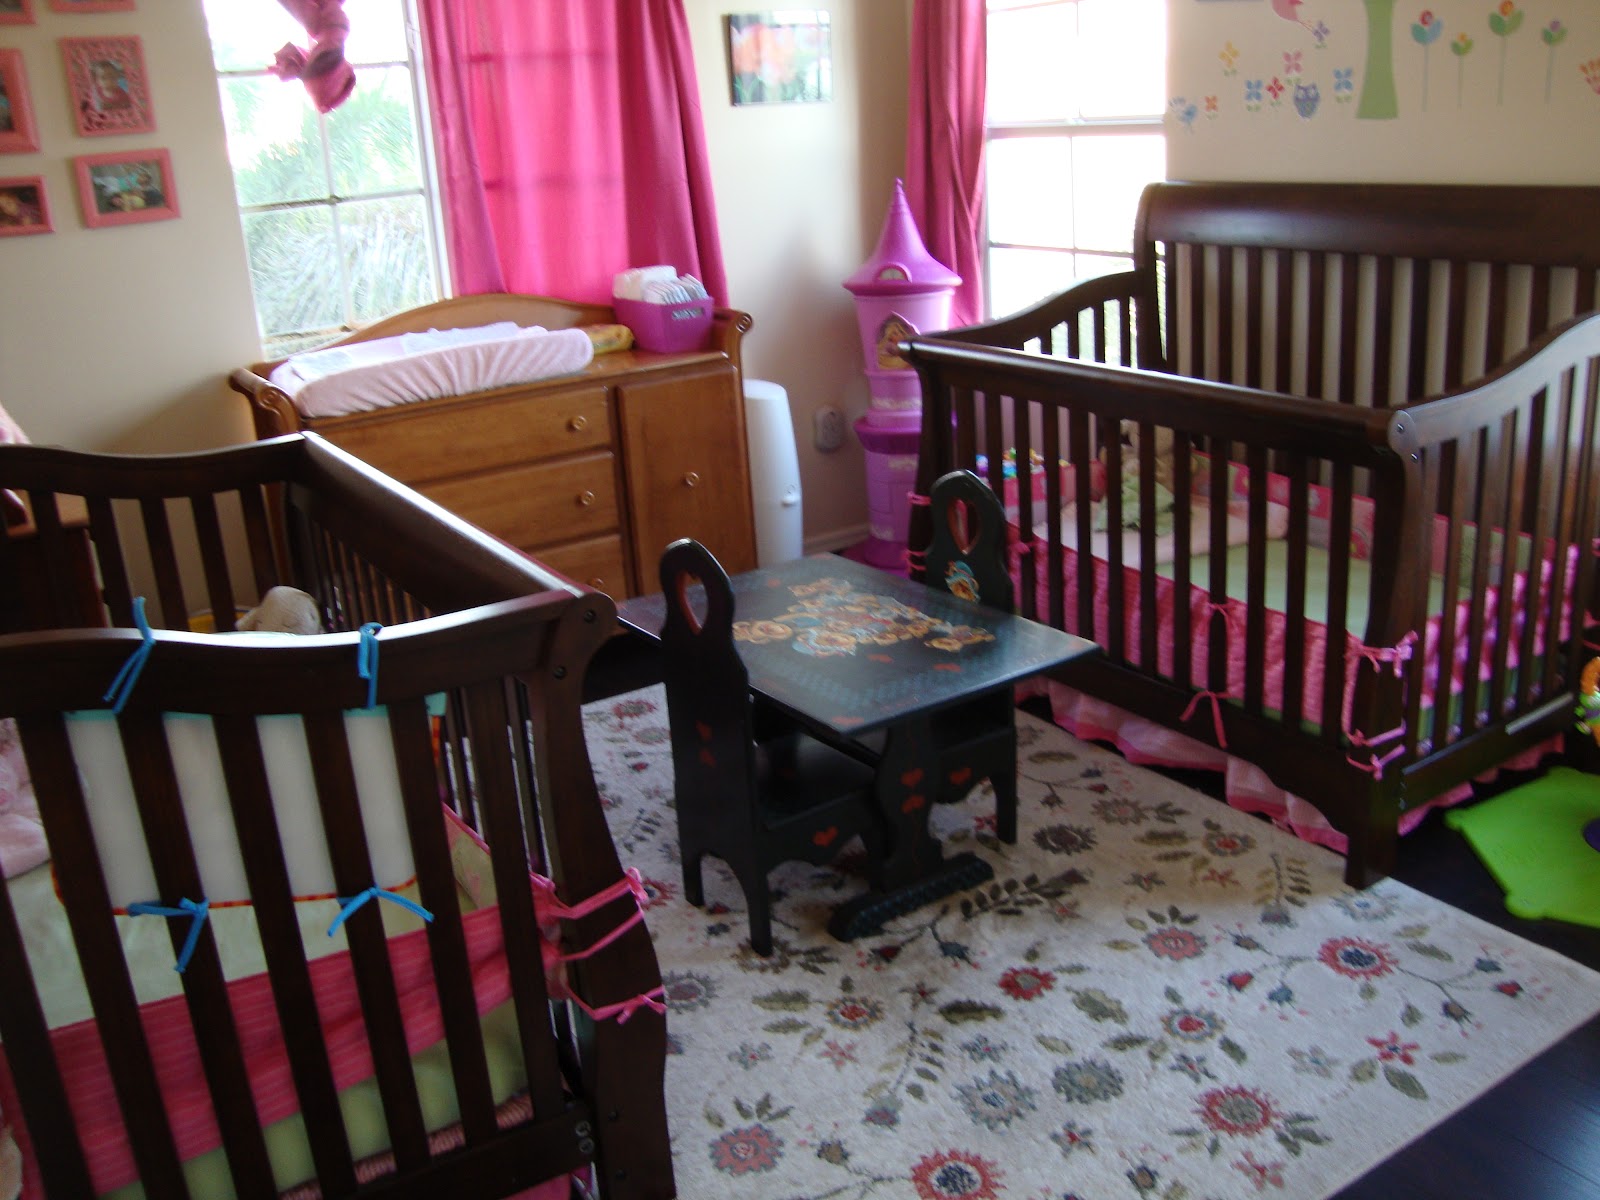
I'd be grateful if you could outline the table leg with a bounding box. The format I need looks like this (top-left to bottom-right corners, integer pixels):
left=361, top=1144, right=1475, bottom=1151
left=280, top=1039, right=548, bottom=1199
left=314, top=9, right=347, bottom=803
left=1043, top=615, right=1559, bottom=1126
left=827, top=716, right=993, bottom=941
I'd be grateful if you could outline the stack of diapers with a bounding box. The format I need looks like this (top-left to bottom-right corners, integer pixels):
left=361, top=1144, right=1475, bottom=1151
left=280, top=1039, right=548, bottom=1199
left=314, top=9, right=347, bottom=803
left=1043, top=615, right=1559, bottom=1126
left=612, top=265, right=714, bottom=352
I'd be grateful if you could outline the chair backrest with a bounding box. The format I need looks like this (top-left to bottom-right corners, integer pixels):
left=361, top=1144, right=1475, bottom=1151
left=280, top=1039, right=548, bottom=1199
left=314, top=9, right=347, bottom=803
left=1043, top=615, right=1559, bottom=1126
left=657, top=538, right=755, bottom=792
left=922, top=470, right=1013, bottom=613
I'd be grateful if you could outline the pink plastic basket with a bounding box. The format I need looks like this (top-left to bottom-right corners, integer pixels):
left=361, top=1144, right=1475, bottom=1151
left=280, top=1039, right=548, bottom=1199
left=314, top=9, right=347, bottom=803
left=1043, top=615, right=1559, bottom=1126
left=612, top=296, right=713, bottom=353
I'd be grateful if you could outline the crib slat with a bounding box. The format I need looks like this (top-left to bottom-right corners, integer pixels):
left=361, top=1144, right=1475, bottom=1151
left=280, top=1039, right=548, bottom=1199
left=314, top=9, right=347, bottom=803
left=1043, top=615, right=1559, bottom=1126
left=238, top=483, right=283, bottom=600
left=1273, top=250, right=1294, bottom=396
left=1488, top=403, right=1527, bottom=722
left=1529, top=265, right=1553, bottom=339
left=1243, top=445, right=1269, bottom=714
left=953, top=387, right=977, bottom=470
left=138, top=496, right=190, bottom=630
left=0, top=835, right=98, bottom=1196
left=1244, top=247, right=1264, bottom=390
left=18, top=711, right=194, bottom=1198
left=213, top=713, right=359, bottom=1193
left=465, top=678, right=566, bottom=1118
left=1206, top=438, right=1229, bottom=708
left=389, top=696, right=498, bottom=1143
left=1043, top=404, right=1064, bottom=631
left=116, top=712, right=276, bottom=1197
left=1282, top=457, right=1310, bottom=731
left=1408, top=259, right=1432, bottom=404
left=1186, top=244, right=1206, bottom=381
left=86, top=495, right=133, bottom=627
left=1372, top=256, right=1397, bottom=409
left=1535, top=374, right=1573, bottom=699
left=1408, top=452, right=1440, bottom=749
left=1431, top=443, right=1466, bottom=751
left=190, top=492, right=240, bottom=632
left=1103, top=436, right=1126, bottom=662
left=1306, top=253, right=1328, bottom=401
left=1336, top=254, right=1360, bottom=407
left=1443, top=261, right=1470, bottom=392
left=302, top=709, right=432, bottom=1171
left=1517, top=391, right=1554, bottom=710
left=1069, top=410, right=1094, bottom=639
left=1216, top=248, right=1235, bottom=384
left=1171, top=435, right=1194, bottom=692
left=1138, top=424, right=1158, bottom=670
left=1012, top=399, right=1036, bottom=622
left=1118, top=288, right=1135, bottom=369
left=1463, top=425, right=1503, bottom=734
left=1485, top=262, right=1511, bottom=368
left=1320, top=467, right=1354, bottom=745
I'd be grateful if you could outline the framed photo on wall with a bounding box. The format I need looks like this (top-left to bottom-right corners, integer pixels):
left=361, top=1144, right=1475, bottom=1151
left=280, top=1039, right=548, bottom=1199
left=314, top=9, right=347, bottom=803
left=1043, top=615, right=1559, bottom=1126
left=0, top=49, right=39, bottom=153
left=60, top=34, right=153, bottom=136
left=0, top=175, right=51, bottom=235
left=0, top=0, right=35, bottom=26
left=74, top=146, right=177, bottom=227
left=725, top=10, right=832, bottom=105
left=51, top=0, right=136, bottom=10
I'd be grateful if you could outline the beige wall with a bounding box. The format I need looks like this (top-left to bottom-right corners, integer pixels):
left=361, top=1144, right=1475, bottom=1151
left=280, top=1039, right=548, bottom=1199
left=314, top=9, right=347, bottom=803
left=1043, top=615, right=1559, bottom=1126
left=686, top=0, right=910, bottom=550
left=1, top=1, right=910, bottom=551
left=0, top=0, right=261, bottom=453
left=1167, top=0, right=1599, bottom=184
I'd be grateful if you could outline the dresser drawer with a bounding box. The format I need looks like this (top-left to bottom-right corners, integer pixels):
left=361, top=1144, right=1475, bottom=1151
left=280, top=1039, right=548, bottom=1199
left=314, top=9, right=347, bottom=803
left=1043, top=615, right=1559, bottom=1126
left=421, top=453, right=619, bottom=549
left=532, top=534, right=631, bottom=598
left=319, top=385, right=611, bottom=483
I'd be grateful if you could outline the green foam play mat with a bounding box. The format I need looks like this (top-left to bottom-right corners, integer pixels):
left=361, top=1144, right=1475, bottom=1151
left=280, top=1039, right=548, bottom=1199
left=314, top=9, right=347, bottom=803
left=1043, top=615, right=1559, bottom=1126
left=1445, top=766, right=1600, bottom=927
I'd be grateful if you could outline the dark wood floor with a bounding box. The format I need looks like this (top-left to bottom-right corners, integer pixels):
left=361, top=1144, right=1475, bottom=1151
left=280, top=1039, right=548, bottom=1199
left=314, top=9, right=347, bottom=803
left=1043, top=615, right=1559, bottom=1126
left=1143, top=739, right=1600, bottom=1200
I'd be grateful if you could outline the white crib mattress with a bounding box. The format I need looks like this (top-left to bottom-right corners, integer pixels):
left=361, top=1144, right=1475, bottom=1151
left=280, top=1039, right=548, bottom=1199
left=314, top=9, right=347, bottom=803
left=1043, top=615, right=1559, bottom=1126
left=268, top=322, right=596, bottom=419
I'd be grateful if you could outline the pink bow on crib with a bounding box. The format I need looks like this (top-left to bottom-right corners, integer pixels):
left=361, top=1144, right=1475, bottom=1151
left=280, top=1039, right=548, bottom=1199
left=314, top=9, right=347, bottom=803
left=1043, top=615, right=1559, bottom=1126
left=1179, top=602, right=1242, bottom=748
left=269, top=0, right=356, bottom=114
left=1342, top=631, right=1418, bottom=780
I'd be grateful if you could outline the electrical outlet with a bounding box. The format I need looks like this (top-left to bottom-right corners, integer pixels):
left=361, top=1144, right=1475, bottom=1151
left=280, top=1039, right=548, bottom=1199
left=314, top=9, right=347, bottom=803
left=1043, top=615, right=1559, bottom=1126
left=814, top=404, right=847, bottom=452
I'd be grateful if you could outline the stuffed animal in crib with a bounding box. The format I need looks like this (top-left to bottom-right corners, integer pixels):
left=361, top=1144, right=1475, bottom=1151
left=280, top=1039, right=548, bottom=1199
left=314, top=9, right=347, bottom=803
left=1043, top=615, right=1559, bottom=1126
left=237, top=585, right=322, bottom=636
left=1579, top=658, right=1600, bottom=747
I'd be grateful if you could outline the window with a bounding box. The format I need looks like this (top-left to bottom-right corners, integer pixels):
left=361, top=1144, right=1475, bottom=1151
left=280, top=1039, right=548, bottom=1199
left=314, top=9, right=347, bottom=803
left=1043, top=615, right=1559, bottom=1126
left=983, top=0, right=1166, bottom=320
left=202, top=0, right=443, bottom=358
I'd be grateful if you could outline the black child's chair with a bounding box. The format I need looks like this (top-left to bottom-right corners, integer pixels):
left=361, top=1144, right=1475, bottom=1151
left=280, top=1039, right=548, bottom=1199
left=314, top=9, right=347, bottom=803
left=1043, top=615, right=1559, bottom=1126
left=921, top=469, right=1021, bottom=843
left=657, top=538, right=886, bottom=956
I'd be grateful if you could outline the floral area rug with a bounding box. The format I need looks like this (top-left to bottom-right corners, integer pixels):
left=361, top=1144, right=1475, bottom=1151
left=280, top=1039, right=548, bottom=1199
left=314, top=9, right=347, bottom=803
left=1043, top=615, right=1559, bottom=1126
left=583, top=688, right=1600, bottom=1200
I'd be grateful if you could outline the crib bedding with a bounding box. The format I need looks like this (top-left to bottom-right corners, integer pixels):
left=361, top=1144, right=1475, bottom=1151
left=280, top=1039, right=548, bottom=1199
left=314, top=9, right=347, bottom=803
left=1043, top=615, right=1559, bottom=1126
left=0, top=799, right=585, bottom=1199
left=267, top=322, right=597, bottom=420
left=1017, top=531, right=1570, bottom=848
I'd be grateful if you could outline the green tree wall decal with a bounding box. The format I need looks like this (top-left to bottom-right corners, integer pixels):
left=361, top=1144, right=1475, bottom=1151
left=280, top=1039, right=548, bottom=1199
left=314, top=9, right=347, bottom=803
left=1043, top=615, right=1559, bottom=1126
left=1357, top=0, right=1399, bottom=119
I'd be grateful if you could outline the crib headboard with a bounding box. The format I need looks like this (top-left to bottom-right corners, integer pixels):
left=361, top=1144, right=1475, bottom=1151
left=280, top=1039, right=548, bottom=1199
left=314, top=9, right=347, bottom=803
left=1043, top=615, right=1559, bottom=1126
left=1137, top=181, right=1600, bottom=405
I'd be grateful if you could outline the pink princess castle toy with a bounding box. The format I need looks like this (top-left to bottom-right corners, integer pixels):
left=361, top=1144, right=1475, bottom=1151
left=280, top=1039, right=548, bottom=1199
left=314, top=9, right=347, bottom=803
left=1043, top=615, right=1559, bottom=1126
left=843, top=179, right=960, bottom=569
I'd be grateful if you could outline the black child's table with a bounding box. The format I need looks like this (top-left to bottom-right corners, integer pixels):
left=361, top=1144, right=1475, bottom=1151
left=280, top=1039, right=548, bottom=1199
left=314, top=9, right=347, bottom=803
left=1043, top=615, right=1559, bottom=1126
left=616, top=553, right=1098, bottom=941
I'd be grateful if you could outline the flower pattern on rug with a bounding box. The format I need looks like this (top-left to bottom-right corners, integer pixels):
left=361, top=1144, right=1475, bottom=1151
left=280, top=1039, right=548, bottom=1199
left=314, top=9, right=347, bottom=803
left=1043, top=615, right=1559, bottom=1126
left=583, top=689, right=1600, bottom=1199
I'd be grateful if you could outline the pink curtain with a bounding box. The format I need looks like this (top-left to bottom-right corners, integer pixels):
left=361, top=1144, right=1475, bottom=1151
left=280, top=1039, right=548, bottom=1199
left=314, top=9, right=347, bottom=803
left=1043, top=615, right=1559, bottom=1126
left=904, top=0, right=987, bottom=328
left=418, top=0, right=726, bottom=305
left=270, top=0, right=356, bottom=113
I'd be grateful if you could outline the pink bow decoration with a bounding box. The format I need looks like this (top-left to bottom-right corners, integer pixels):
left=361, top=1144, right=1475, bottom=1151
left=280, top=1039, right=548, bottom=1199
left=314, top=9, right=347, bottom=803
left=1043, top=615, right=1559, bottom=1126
left=269, top=0, right=356, bottom=113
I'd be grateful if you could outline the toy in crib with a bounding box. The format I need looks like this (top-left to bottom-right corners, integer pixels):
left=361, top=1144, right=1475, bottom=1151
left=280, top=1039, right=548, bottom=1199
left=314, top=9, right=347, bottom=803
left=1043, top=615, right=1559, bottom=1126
left=1579, top=658, right=1600, bottom=747
left=236, top=585, right=321, bottom=635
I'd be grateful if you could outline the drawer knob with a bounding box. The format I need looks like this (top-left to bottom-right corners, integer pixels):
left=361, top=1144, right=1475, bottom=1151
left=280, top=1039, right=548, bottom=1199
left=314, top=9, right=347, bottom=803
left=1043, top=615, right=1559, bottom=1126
left=578, top=490, right=596, bottom=507
left=588, top=577, right=605, bottom=589
left=568, top=415, right=588, bottom=432
left=683, top=471, right=701, bottom=489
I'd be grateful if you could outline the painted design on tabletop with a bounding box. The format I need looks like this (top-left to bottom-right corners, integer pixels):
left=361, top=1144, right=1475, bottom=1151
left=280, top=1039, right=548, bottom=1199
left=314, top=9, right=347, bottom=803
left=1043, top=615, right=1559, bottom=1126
left=731, top=577, right=995, bottom=659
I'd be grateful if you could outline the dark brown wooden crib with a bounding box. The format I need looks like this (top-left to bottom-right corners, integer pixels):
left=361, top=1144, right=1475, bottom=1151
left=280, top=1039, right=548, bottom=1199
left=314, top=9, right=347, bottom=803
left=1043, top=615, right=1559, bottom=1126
left=0, top=433, right=674, bottom=1198
left=902, top=181, right=1600, bottom=888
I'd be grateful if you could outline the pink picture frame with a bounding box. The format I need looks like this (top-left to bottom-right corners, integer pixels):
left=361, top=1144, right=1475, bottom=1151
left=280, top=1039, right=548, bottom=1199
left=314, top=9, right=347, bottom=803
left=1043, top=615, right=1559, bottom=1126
left=60, top=35, right=153, bottom=137
left=0, top=0, right=35, bottom=26
left=0, top=175, right=51, bottom=235
left=0, top=50, right=40, bottom=154
left=74, top=146, right=177, bottom=227
left=50, top=0, right=136, bottom=10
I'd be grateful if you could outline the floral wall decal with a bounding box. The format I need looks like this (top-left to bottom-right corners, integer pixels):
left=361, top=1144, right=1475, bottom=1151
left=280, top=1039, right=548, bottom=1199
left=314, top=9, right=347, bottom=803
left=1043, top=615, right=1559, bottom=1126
left=1487, top=1, right=1523, bottom=104
left=1450, top=31, right=1476, bottom=107
left=1412, top=11, right=1445, bottom=111
left=1541, top=20, right=1567, bottom=102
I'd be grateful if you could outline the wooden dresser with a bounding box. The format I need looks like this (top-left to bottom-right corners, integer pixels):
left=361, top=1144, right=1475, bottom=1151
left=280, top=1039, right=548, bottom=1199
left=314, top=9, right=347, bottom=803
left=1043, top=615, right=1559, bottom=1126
left=228, top=293, right=759, bottom=599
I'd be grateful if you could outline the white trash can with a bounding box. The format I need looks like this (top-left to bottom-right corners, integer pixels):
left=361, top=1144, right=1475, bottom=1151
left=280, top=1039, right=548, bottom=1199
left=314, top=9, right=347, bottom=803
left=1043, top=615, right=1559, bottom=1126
left=743, top=379, right=803, bottom=565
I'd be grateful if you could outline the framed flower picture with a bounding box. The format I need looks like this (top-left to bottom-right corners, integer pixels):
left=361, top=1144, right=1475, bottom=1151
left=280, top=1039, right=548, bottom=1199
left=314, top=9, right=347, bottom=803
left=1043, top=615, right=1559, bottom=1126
left=0, top=50, right=39, bottom=153
left=0, top=0, right=35, bottom=26
left=0, top=175, right=50, bottom=235
left=74, top=146, right=177, bottom=227
left=60, top=35, right=153, bottom=137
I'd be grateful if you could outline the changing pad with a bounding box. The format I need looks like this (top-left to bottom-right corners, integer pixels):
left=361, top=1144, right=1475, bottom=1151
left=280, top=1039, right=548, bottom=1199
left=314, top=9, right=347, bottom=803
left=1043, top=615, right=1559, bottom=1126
left=269, top=323, right=596, bottom=419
